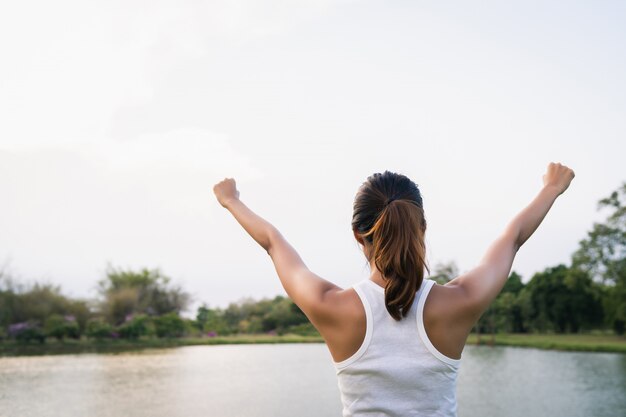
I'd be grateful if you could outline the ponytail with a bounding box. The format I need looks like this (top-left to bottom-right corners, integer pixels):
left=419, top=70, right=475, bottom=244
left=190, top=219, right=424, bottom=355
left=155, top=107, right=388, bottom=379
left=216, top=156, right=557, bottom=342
left=352, top=171, right=429, bottom=321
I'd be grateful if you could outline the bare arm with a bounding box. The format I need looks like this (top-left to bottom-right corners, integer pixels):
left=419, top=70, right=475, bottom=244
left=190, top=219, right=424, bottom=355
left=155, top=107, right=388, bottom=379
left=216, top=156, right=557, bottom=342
left=212, top=179, right=340, bottom=322
left=446, top=163, right=575, bottom=322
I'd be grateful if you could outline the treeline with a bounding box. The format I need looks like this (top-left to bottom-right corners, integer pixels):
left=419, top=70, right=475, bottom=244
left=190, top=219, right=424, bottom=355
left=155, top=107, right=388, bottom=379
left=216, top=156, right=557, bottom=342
left=1, top=183, right=624, bottom=344
left=0, top=266, right=193, bottom=343
left=0, top=264, right=314, bottom=344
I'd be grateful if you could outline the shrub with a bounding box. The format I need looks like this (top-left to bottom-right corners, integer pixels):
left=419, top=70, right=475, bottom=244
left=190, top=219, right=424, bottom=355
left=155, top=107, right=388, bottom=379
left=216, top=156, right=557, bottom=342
left=117, top=314, right=152, bottom=339
left=44, top=314, right=80, bottom=340
left=86, top=319, right=114, bottom=340
left=8, top=322, right=45, bottom=343
left=154, top=313, right=186, bottom=338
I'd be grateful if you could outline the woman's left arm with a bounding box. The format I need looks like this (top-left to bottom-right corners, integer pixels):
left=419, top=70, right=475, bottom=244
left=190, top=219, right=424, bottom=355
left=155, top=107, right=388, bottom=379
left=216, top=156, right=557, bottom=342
left=213, top=178, right=341, bottom=322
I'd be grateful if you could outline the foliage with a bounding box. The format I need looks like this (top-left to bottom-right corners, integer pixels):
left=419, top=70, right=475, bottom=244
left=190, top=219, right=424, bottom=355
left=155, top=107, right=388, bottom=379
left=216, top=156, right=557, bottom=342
left=8, top=322, right=45, bottom=343
left=44, top=314, right=80, bottom=340
left=0, top=281, right=90, bottom=331
left=572, top=182, right=626, bottom=333
left=117, top=314, right=152, bottom=339
left=98, top=266, right=190, bottom=325
left=572, top=182, right=626, bottom=284
left=153, top=312, right=186, bottom=338
left=196, top=304, right=231, bottom=335
left=521, top=265, right=603, bottom=333
left=86, top=319, right=115, bottom=339
left=195, top=295, right=310, bottom=336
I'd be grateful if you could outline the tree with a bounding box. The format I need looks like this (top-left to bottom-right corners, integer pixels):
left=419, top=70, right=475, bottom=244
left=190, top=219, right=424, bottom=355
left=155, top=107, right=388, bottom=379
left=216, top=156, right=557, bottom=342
left=1, top=281, right=90, bottom=335
left=98, top=266, right=190, bottom=325
left=522, top=265, right=603, bottom=333
left=117, top=314, right=152, bottom=339
left=154, top=312, right=186, bottom=338
left=196, top=304, right=230, bottom=335
left=86, top=319, right=114, bottom=340
left=44, top=314, right=80, bottom=340
left=572, top=182, right=626, bottom=333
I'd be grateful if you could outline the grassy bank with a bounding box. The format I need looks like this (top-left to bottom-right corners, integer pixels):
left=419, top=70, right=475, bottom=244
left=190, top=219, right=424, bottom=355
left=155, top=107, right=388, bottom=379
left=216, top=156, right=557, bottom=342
left=466, top=333, right=626, bottom=353
left=0, top=334, right=324, bottom=357
left=1, top=333, right=625, bottom=357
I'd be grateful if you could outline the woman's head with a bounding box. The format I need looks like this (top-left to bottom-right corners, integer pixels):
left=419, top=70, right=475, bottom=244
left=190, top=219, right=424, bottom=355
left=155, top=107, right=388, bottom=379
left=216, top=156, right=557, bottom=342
left=351, top=170, right=428, bottom=320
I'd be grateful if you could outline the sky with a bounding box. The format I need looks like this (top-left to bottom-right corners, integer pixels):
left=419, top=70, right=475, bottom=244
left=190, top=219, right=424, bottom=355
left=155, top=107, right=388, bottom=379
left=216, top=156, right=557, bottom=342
left=0, top=1, right=624, bottom=312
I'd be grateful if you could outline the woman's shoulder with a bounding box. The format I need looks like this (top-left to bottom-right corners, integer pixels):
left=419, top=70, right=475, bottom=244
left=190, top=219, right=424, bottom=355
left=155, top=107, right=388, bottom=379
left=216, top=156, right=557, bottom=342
left=422, top=282, right=475, bottom=360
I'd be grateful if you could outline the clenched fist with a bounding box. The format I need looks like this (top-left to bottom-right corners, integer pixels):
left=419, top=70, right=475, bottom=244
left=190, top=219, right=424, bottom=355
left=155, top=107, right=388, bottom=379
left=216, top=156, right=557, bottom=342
left=213, top=177, right=240, bottom=208
left=543, top=162, right=575, bottom=196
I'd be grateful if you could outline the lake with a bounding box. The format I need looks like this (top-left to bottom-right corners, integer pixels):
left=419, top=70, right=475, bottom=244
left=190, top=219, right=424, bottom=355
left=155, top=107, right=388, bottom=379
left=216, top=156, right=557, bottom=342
left=1, top=344, right=625, bottom=417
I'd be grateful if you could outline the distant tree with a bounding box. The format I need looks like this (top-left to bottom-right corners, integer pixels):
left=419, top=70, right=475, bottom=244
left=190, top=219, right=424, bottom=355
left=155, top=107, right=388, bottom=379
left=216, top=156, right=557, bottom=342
left=217, top=295, right=312, bottom=335
left=86, top=319, right=114, bottom=340
left=196, top=304, right=231, bottom=335
left=98, top=266, right=190, bottom=325
left=44, top=314, right=80, bottom=340
left=522, top=265, right=603, bottom=333
left=117, top=314, right=152, bottom=339
left=154, top=312, right=186, bottom=338
left=572, top=182, right=626, bottom=333
left=502, top=271, right=524, bottom=295
left=8, top=321, right=45, bottom=344
left=1, top=282, right=90, bottom=334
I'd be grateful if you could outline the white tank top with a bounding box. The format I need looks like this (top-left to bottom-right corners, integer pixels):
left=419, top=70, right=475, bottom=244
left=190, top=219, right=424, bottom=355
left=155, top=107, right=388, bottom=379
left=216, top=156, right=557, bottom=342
left=333, top=279, right=461, bottom=417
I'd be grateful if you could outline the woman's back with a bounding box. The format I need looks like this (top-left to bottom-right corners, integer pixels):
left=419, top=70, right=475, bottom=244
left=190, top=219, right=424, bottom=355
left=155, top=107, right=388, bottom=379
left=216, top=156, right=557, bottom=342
left=334, top=279, right=460, bottom=417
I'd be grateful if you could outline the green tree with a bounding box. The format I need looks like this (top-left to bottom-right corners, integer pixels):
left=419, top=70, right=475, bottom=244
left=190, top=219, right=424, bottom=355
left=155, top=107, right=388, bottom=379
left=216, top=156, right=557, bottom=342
left=196, top=304, right=231, bottom=335
left=44, top=314, right=80, bottom=340
left=117, top=314, right=152, bottom=339
left=154, top=312, right=186, bottom=338
left=86, top=319, right=114, bottom=340
left=99, top=266, right=190, bottom=325
left=522, top=265, right=602, bottom=333
left=1, top=281, right=90, bottom=335
left=572, top=182, right=626, bottom=333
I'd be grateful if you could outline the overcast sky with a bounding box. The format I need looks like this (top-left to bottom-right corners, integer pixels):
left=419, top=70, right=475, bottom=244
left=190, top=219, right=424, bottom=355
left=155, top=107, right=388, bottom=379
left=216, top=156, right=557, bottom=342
left=1, top=1, right=624, bottom=312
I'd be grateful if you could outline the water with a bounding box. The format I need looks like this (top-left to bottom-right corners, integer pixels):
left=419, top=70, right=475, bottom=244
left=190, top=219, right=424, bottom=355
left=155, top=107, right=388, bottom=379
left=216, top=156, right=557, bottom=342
left=0, top=344, right=625, bottom=417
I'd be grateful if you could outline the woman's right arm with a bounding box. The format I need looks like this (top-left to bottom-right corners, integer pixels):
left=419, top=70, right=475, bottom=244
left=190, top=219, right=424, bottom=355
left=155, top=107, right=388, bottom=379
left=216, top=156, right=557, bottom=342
left=446, top=162, right=575, bottom=324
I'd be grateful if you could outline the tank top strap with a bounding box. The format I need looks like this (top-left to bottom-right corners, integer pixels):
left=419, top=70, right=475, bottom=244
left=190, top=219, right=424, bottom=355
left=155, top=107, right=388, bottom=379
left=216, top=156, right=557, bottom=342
left=416, top=279, right=462, bottom=367
left=333, top=280, right=374, bottom=369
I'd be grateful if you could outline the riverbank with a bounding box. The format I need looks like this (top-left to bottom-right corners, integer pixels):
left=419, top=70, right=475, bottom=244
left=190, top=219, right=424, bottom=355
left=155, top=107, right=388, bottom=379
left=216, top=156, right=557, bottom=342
left=466, top=333, right=626, bottom=353
left=1, top=333, right=625, bottom=356
left=0, top=334, right=323, bottom=356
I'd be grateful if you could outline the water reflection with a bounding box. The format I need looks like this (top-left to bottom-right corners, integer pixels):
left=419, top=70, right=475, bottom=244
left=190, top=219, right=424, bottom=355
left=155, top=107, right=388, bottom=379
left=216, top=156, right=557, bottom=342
left=1, top=344, right=624, bottom=417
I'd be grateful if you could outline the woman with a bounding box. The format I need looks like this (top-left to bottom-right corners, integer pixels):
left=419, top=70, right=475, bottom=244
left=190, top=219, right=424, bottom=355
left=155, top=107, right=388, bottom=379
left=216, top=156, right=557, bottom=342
left=212, top=162, right=575, bottom=417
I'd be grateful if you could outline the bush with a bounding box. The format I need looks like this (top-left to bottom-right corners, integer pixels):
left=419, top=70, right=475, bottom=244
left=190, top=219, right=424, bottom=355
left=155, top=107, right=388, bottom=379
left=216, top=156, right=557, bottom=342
left=154, top=313, right=186, bottom=338
left=117, top=314, right=152, bottom=339
left=44, top=314, right=80, bottom=340
left=8, top=322, right=46, bottom=343
left=86, top=319, right=115, bottom=340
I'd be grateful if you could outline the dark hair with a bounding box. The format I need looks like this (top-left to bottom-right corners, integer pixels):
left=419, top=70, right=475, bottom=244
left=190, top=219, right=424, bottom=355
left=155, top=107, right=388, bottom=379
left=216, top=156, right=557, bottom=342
left=351, top=170, right=429, bottom=320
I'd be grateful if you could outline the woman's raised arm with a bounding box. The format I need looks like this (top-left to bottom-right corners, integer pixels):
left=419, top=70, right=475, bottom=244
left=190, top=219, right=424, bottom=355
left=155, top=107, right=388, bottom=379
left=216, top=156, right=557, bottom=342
left=446, top=163, right=575, bottom=324
left=212, top=178, right=340, bottom=324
